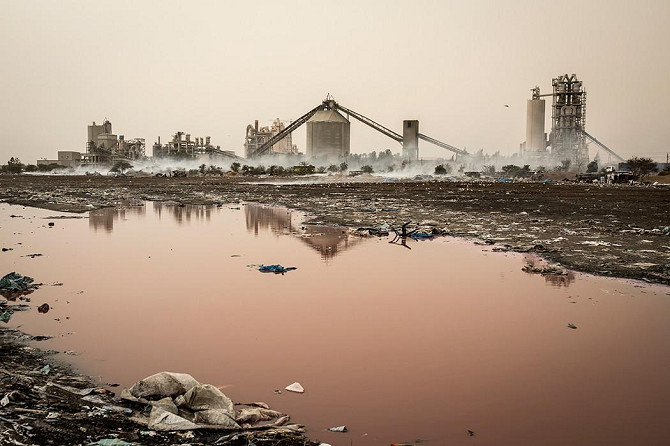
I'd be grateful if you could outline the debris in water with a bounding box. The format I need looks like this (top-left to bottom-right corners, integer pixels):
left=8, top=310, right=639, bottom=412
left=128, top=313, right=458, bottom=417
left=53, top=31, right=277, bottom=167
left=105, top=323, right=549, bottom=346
left=284, top=382, right=304, bottom=393
left=468, top=429, right=475, bottom=436
left=0, top=272, right=40, bottom=293
left=0, top=311, right=11, bottom=323
left=328, top=425, right=348, bottom=432
left=23, top=253, right=43, bottom=258
left=38, top=303, right=50, bottom=313
left=567, top=323, right=578, bottom=329
left=258, top=265, right=297, bottom=274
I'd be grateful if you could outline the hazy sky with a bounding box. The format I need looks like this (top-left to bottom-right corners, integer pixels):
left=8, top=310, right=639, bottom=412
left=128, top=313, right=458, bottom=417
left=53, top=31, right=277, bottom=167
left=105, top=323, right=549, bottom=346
left=2, top=0, right=669, bottom=163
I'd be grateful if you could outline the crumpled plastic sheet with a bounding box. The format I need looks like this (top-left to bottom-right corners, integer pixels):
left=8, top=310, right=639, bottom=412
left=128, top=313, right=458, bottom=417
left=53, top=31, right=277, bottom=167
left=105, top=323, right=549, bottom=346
left=258, top=265, right=297, bottom=274
left=0, top=272, right=39, bottom=292
left=121, top=372, right=290, bottom=432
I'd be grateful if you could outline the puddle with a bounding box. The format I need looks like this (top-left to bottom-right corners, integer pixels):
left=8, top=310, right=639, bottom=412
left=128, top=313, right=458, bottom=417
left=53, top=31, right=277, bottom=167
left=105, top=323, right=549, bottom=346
left=2, top=202, right=670, bottom=445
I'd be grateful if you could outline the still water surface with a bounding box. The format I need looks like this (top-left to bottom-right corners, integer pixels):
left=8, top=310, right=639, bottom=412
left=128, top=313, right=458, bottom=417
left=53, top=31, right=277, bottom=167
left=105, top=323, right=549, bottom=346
left=2, top=202, right=670, bottom=445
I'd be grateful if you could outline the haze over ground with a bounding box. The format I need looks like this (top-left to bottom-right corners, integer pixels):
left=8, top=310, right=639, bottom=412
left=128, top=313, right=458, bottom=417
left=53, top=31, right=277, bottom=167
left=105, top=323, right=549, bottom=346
left=1, top=0, right=669, bottom=164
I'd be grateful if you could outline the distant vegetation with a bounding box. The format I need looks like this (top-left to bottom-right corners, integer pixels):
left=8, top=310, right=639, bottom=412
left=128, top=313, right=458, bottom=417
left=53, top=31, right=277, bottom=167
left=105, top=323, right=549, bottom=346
left=626, top=157, right=657, bottom=180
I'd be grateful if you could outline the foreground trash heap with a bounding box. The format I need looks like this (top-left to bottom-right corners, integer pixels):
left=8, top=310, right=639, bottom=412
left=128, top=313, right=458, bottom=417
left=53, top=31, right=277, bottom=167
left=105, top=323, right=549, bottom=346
left=0, top=347, right=317, bottom=446
left=120, top=372, right=295, bottom=432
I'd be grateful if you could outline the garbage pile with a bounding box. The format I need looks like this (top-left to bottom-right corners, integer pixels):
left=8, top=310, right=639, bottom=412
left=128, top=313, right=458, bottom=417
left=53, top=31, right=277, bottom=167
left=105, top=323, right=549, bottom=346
left=120, top=372, right=301, bottom=433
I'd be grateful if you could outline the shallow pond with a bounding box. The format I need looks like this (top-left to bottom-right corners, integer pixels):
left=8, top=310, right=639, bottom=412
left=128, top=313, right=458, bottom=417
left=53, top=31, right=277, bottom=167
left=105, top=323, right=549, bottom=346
left=2, top=202, right=670, bottom=445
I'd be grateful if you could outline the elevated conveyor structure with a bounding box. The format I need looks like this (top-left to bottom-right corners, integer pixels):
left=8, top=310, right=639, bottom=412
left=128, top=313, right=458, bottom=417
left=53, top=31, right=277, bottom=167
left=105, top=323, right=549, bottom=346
left=249, top=97, right=466, bottom=159
left=581, top=130, right=624, bottom=162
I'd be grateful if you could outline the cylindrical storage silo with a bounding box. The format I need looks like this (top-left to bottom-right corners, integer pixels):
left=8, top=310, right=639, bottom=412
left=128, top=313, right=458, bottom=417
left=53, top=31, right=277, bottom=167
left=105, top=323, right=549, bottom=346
left=525, top=99, right=546, bottom=152
left=306, top=110, right=350, bottom=159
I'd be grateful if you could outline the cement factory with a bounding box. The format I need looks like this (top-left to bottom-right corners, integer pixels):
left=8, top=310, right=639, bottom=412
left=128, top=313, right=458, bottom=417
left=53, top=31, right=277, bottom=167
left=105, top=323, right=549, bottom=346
left=37, top=74, right=624, bottom=171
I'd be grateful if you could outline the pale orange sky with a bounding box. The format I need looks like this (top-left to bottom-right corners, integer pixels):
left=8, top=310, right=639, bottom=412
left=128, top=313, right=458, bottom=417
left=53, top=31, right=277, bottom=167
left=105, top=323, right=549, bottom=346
left=1, top=0, right=669, bottom=163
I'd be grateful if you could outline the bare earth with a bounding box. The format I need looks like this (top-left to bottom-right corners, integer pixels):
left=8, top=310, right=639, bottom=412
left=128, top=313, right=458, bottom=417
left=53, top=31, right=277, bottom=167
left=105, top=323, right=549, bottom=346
left=1, top=174, right=669, bottom=284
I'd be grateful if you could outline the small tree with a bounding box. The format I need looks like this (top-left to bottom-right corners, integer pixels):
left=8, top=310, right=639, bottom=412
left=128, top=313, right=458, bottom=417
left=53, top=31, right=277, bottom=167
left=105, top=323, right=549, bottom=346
left=502, top=164, right=521, bottom=177
left=434, top=164, right=451, bottom=175
left=339, top=162, right=348, bottom=172
left=586, top=160, right=598, bottom=173
left=361, top=165, right=374, bottom=173
left=110, top=160, right=132, bottom=174
left=3, top=157, right=24, bottom=173
left=482, top=165, right=495, bottom=176
left=230, top=162, right=241, bottom=173
left=199, top=164, right=207, bottom=174
left=327, top=164, right=339, bottom=173
left=626, top=157, right=657, bottom=180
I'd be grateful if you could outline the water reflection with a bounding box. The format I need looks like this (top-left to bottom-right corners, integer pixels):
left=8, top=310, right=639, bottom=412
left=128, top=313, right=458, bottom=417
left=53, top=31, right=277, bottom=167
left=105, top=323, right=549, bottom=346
left=245, top=204, right=294, bottom=236
left=90, top=203, right=216, bottom=232
left=153, top=202, right=213, bottom=224
left=89, top=205, right=146, bottom=232
left=244, top=204, right=362, bottom=259
left=521, top=255, right=576, bottom=287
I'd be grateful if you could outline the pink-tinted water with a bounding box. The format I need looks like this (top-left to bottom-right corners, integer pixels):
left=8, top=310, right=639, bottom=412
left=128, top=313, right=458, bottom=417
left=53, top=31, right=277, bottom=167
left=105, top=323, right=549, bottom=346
left=2, top=202, right=670, bottom=446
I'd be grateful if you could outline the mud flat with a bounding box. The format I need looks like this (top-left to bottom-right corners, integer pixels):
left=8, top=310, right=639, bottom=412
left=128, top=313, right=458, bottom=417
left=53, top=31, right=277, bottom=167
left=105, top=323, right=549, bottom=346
left=1, top=174, right=669, bottom=284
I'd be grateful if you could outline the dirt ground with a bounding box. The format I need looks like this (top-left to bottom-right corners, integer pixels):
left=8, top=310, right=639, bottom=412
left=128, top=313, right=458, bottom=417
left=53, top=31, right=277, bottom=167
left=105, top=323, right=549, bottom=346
left=1, top=174, right=669, bottom=284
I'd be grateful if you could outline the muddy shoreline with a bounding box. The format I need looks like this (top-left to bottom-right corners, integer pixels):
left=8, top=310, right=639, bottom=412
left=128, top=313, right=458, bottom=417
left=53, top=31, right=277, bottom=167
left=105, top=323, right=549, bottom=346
left=1, top=174, right=669, bottom=284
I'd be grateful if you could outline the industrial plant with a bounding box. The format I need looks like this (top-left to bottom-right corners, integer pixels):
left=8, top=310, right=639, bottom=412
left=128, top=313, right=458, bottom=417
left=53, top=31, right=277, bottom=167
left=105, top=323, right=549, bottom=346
left=520, top=73, right=623, bottom=169
left=35, top=75, right=626, bottom=172
left=152, top=131, right=240, bottom=161
left=244, top=119, right=298, bottom=158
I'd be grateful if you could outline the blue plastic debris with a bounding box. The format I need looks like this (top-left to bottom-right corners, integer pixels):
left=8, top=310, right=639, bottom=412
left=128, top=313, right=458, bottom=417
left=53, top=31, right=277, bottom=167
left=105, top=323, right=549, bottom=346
left=409, top=232, right=434, bottom=240
left=258, top=265, right=297, bottom=274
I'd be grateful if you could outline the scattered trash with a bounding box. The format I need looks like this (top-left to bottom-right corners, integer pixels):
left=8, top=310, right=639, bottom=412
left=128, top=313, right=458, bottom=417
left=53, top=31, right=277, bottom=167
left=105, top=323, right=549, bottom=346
left=567, top=323, right=578, bottom=329
left=46, top=412, right=61, bottom=420
left=468, top=429, right=476, bottom=436
left=258, top=265, right=297, bottom=274
left=522, top=263, right=567, bottom=276
left=328, top=425, right=348, bottom=432
left=38, top=364, right=51, bottom=375
left=0, top=311, right=10, bottom=323
left=48, top=222, right=55, bottom=227
left=1, top=247, right=12, bottom=252
left=23, top=253, right=43, bottom=258
left=284, top=382, right=304, bottom=393
left=87, top=440, right=134, bottom=446
left=119, top=372, right=298, bottom=432
left=0, top=272, right=40, bottom=293
left=38, top=303, right=50, bottom=313
left=273, top=389, right=282, bottom=394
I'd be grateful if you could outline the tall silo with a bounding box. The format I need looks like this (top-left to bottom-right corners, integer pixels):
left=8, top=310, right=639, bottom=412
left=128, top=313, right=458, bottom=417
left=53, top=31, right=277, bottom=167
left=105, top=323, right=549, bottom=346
left=526, top=88, right=546, bottom=152
left=306, top=109, right=350, bottom=159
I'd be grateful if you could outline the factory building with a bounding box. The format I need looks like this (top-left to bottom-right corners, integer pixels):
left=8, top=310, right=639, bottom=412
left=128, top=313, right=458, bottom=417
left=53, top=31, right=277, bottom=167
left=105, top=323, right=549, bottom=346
left=549, top=74, right=588, bottom=168
left=244, top=119, right=298, bottom=158
left=305, top=108, right=350, bottom=159
left=152, top=132, right=238, bottom=161
left=521, top=74, right=600, bottom=170
left=36, top=151, right=82, bottom=168
left=85, top=120, right=145, bottom=163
